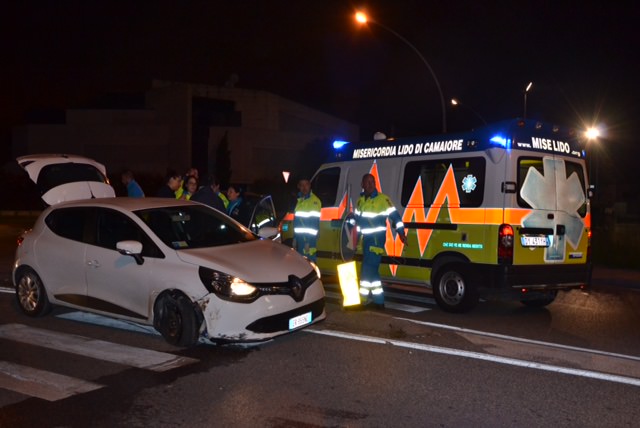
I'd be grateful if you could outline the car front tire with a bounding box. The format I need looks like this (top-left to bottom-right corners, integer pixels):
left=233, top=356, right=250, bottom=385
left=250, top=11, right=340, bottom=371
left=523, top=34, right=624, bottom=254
left=15, top=268, right=52, bottom=317
left=154, top=293, right=200, bottom=347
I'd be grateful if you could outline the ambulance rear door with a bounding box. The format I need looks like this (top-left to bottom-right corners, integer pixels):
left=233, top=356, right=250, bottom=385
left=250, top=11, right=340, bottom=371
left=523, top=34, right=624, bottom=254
left=516, top=152, right=589, bottom=264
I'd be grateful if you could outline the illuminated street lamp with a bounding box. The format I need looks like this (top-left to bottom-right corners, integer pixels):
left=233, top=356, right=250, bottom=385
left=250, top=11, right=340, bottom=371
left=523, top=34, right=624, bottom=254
left=523, top=81, right=533, bottom=119
left=585, top=127, right=600, bottom=140
left=355, top=11, right=447, bottom=133
left=451, top=98, right=487, bottom=126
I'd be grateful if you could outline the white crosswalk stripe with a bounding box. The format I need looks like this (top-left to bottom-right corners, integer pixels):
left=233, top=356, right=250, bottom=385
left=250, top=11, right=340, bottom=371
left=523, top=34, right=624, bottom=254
left=323, top=288, right=432, bottom=313
left=324, top=291, right=430, bottom=313
left=0, top=323, right=199, bottom=402
left=0, top=361, right=103, bottom=402
left=0, top=324, right=198, bottom=372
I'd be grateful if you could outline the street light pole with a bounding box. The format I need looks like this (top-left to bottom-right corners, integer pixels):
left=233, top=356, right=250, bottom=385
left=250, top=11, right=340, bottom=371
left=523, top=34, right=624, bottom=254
left=585, top=126, right=601, bottom=192
left=355, top=12, right=447, bottom=133
left=451, top=98, right=487, bottom=126
left=523, top=81, right=533, bottom=119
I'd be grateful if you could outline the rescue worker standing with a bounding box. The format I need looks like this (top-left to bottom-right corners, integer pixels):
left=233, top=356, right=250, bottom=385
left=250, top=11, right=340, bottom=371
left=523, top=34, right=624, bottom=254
left=355, top=173, right=406, bottom=309
left=293, top=178, right=322, bottom=262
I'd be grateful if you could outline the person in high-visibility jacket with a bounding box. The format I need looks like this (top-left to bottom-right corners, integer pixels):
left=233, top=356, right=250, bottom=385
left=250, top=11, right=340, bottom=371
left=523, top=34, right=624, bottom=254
left=293, top=178, right=322, bottom=261
left=355, top=173, right=406, bottom=308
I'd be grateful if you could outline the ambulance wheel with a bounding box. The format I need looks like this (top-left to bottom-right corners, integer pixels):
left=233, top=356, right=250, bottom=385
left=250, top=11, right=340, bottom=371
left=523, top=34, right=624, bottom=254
left=432, top=264, right=478, bottom=313
left=521, top=291, right=557, bottom=308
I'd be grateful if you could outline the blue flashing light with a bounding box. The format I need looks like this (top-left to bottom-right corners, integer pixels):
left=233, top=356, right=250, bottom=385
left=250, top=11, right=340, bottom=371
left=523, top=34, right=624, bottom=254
left=490, top=135, right=507, bottom=146
left=333, top=140, right=349, bottom=149
left=490, top=135, right=511, bottom=148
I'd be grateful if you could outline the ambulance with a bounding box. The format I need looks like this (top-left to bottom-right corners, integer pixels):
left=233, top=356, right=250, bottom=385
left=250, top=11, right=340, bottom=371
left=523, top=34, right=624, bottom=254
left=281, top=119, right=592, bottom=312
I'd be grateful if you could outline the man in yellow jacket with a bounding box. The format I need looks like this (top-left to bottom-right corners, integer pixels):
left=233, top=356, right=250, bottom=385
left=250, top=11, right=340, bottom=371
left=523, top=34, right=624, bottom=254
left=293, top=178, right=322, bottom=262
left=355, top=173, right=406, bottom=309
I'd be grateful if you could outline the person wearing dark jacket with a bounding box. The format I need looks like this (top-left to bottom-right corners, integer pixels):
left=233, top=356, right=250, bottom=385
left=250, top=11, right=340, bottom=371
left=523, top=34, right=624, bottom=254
left=156, top=171, right=182, bottom=198
left=226, top=184, right=251, bottom=226
left=191, top=174, right=226, bottom=212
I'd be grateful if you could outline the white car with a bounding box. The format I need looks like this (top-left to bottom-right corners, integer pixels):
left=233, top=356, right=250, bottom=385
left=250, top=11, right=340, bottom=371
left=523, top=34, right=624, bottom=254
left=12, top=155, right=325, bottom=346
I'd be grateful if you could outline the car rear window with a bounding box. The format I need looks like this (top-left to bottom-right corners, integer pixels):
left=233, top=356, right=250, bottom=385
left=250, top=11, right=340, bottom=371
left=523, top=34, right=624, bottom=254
left=45, top=207, right=91, bottom=242
left=38, top=163, right=109, bottom=195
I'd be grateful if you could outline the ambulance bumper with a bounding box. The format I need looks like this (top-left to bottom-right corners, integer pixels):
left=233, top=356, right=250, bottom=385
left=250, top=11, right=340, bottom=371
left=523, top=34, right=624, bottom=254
left=481, top=263, right=592, bottom=293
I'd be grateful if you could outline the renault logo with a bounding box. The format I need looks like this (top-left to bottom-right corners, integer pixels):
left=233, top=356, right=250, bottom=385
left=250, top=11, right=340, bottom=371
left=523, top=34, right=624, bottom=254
left=288, top=275, right=304, bottom=301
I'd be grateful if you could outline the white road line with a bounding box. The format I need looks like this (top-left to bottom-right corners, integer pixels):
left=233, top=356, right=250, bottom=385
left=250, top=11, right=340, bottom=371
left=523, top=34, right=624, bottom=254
left=0, top=287, right=14, bottom=294
left=324, top=291, right=430, bottom=313
left=396, top=318, right=640, bottom=362
left=384, top=290, right=437, bottom=306
left=324, top=283, right=437, bottom=306
left=306, top=328, right=640, bottom=388
left=0, top=361, right=103, bottom=402
left=0, top=324, right=198, bottom=372
left=383, top=301, right=429, bottom=313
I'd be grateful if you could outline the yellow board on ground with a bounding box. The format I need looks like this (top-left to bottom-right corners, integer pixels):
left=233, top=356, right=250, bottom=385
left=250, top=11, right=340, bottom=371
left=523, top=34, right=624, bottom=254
left=337, top=261, right=360, bottom=306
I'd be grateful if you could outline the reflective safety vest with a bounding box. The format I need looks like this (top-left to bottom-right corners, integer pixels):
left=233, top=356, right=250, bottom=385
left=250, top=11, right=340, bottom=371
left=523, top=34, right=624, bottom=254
left=355, top=190, right=405, bottom=238
left=294, top=191, right=322, bottom=236
left=175, top=186, right=184, bottom=199
left=217, top=192, right=229, bottom=209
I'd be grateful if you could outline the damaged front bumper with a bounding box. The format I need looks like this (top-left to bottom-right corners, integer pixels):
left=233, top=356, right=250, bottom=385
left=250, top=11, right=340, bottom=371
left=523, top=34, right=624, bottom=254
left=197, top=278, right=326, bottom=342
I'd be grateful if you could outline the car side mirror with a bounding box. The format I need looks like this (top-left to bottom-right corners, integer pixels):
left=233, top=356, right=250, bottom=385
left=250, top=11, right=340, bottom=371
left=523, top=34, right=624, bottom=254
left=116, top=240, right=145, bottom=265
left=258, top=226, right=279, bottom=241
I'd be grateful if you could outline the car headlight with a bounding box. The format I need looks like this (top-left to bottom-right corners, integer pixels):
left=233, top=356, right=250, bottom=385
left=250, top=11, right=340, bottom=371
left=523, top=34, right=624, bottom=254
left=309, top=261, right=321, bottom=280
left=199, top=267, right=258, bottom=302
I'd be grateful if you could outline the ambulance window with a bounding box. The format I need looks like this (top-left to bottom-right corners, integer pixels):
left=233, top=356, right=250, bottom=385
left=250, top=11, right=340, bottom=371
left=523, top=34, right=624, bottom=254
left=312, top=167, right=340, bottom=207
left=401, top=157, right=485, bottom=207
left=565, top=161, right=588, bottom=217
left=517, top=157, right=545, bottom=209
left=517, top=158, right=587, bottom=218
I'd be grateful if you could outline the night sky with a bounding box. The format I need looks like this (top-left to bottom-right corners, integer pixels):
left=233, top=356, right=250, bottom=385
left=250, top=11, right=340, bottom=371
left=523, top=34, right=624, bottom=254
left=3, top=1, right=639, bottom=178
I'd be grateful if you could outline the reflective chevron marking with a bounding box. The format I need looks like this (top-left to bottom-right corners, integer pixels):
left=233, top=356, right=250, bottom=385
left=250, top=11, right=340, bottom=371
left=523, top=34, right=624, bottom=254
left=0, top=361, right=104, bottom=402
left=0, top=324, right=198, bottom=372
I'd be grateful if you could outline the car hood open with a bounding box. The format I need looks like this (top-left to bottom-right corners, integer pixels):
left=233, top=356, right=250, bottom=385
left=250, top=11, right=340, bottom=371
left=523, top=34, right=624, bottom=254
left=17, top=154, right=115, bottom=206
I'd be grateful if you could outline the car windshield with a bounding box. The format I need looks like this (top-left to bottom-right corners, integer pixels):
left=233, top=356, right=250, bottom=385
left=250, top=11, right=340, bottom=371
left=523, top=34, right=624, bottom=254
left=134, top=204, right=256, bottom=249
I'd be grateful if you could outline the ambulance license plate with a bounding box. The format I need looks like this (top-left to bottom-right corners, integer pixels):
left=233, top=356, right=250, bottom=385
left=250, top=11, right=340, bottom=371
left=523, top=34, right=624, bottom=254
left=521, top=236, right=549, bottom=247
left=289, top=312, right=312, bottom=330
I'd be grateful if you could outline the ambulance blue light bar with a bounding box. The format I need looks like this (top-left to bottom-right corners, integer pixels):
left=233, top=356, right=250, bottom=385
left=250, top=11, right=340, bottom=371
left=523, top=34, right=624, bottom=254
left=490, top=135, right=511, bottom=148
left=333, top=140, right=350, bottom=149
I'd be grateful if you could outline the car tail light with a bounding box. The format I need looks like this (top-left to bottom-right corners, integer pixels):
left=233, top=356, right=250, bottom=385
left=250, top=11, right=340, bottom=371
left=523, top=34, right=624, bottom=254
left=16, top=235, right=24, bottom=246
left=498, top=224, right=514, bottom=264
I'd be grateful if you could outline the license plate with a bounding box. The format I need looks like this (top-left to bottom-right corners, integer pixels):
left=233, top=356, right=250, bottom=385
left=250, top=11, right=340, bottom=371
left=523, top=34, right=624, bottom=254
left=289, top=312, right=312, bottom=330
left=521, top=235, right=550, bottom=247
